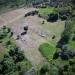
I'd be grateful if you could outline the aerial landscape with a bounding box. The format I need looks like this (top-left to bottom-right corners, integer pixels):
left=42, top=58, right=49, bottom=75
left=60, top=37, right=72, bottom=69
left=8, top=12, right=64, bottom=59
left=0, top=0, right=75, bottom=75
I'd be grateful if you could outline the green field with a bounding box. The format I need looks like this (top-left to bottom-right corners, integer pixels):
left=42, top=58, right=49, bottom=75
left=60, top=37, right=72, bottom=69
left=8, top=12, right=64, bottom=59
left=38, top=7, right=57, bottom=15
left=39, top=43, right=56, bottom=61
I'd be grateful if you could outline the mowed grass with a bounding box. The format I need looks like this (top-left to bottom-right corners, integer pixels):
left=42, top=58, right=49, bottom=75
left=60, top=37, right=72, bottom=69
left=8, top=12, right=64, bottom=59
left=39, top=20, right=65, bottom=45
left=38, top=7, right=56, bottom=15
left=39, top=43, right=56, bottom=61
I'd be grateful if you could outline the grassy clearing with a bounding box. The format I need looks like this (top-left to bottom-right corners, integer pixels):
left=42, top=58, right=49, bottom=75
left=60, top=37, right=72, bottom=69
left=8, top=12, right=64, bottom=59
left=39, top=43, right=56, bottom=61
left=38, top=7, right=57, bottom=15
left=39, top=20, right=65, bottom=45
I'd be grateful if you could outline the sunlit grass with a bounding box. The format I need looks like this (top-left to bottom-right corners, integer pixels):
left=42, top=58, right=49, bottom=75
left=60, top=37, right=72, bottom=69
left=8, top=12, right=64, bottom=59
left=39, top=43, right=56, bottom=61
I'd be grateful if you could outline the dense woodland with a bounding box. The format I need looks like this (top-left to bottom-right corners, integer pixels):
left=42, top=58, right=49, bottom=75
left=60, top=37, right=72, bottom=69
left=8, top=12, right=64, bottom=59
left=0, top=0, right=48, bottom=7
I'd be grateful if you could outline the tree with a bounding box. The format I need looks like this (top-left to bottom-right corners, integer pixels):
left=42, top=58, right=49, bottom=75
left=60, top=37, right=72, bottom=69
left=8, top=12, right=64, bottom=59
left=2, top=57, right=16, bottom=74
left=9, top=47, right=25, bottom=62
left=40, top=64, right=49, bottom=75
left=47, top=13, right=58, bottom=22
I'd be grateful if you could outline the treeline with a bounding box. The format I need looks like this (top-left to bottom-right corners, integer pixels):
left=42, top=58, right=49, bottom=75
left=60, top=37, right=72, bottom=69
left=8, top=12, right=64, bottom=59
left=0, top=0, right=46, bottom=8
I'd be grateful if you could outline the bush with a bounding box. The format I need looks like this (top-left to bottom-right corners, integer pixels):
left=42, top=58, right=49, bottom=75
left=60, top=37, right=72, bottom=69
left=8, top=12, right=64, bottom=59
left=1, top=57, right=16, bottom=74
left=72, top=35, right=75, bottom=41
left=53, top=49, right=61, bottom=59
left=47, top=13, right=58, bottom=22
left=0, top=26, right=11, bottom=40
left=60, top=15, right=67, bottom=20
left=9, top=47, right=25, bottom=62
left=40, top=64, right=49, bottom=75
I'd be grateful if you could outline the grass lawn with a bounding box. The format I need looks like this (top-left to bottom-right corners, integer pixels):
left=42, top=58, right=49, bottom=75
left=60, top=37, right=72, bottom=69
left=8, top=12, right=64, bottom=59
left=39, top=43, right=56, bottom=61
left=68, top=41, right=75, bottom=50
left=38, top=7, right=57, bottom=15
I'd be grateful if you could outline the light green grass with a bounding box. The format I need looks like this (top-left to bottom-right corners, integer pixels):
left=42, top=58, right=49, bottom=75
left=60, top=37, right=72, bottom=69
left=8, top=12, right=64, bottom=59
left=38, top=7, right=57, bottom=15
left=39, top=43, right=56, bottom=61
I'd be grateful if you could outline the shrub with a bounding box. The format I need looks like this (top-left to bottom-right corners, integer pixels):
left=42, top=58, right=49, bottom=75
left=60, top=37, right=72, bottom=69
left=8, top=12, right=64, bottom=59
left=1, top=57, right=16, bottom=74
left=40, top=64, right=49, bottom=75
left=53, top=49, right=61, bottom=59
left=9, top=47, right=25, bottom=62
left=72, top=35, right=75, bottom=41
left=47, top=13, right=58, bottom=22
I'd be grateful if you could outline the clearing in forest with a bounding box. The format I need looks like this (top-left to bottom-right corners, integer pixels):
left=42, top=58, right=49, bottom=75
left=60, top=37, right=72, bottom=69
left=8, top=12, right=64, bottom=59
left=0, top=8, right=65, bottom=67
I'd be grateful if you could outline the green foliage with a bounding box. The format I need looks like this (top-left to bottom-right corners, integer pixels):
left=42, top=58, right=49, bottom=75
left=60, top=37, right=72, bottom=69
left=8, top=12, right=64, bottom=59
left=37, top=57, right=75, bottom=75
left=68, top=41, right=75, bottom=50
left=17, top=60, right=31, bottom=72
left=39, top=63, right=49, bottom=75
left=0, top=26, right=31, bottom=75
left=63, top=20, right=75, bottom=37
left=0, top=26, right=11, bottom=40
left=2, top=57, right=16, bottom=74
left=57, top=19, right=75, bottom=48
left=0, top=0, right=43, bottom=8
